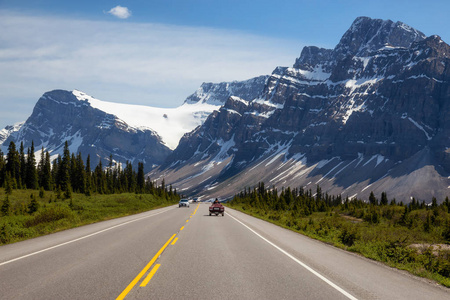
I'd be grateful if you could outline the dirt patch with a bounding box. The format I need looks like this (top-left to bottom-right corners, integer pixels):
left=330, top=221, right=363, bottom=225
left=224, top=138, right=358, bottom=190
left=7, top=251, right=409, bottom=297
left=408, top=244, right=450, bottom=256
left=340, top=214, right=363, bottom=223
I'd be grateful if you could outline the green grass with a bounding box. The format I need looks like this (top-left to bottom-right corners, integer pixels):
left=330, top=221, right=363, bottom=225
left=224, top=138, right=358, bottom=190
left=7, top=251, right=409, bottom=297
left=0, top=188, right=178, bottom=245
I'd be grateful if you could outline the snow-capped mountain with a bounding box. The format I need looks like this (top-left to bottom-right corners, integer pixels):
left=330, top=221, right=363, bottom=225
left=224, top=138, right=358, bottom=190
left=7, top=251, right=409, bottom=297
left=1, top=90, right=172, bottom=171
left=0, top=77, right=267, bottom=171
left=152, top=17, right=450, bottom=202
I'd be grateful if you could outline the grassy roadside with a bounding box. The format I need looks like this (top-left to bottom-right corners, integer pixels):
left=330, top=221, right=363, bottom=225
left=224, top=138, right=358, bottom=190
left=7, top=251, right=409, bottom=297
left=227, top=201, right=450, bottom=288
left=0, top=188, right=178, bottom=245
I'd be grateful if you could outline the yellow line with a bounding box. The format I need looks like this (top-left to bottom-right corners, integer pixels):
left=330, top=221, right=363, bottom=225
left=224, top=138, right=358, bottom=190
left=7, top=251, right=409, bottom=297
left=171, top=237, right=178, bottom=245
left=116, top=234, right=176, bottom=300
left=180, top=226, right=184, bottom=231
left=140, top=264, right=161, bottom=287
left=192, top=203, right=200, bottom=215
left=186, top=219, right=189, bottom=223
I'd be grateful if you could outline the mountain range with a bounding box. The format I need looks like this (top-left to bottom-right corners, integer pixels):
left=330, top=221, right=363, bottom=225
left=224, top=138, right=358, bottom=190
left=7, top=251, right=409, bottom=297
left=2, top=16, right=449, bottom=203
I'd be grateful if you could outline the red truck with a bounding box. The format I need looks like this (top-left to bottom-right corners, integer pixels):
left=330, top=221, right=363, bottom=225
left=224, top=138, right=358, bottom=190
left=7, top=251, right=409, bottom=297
left=209, top=200, right=225, bottom=216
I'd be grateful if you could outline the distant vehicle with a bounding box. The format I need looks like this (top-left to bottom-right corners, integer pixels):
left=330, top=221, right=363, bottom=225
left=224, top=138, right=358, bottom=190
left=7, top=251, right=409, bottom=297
left=193, top=197, right=198, bottom=202
left=179, top=199, right=190, bottom=208
left=209, top=199, right=224, bottom=216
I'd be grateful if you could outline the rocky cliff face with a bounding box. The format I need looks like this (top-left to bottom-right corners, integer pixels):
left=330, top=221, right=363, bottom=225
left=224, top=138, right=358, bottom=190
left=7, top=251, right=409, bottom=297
left=153, top=17, right=450, bottom=202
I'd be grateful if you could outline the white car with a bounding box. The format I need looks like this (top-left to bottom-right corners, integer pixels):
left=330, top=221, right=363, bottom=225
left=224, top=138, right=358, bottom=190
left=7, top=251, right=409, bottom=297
left=179, top=199, right=190, bottom=208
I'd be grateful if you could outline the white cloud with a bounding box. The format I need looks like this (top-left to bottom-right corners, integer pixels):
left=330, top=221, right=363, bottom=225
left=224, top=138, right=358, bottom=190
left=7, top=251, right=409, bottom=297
left=0, top=10, right=301, bottom=129
left=108, top=6, right=131, bottom=19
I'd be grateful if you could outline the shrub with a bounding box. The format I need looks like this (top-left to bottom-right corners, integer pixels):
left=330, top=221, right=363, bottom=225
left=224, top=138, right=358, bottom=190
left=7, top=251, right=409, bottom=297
left=28, top=195, right=40, bottom=214
left=339, top=225, right=358, bottom=247
left=25, top=205, right=75, bottom=227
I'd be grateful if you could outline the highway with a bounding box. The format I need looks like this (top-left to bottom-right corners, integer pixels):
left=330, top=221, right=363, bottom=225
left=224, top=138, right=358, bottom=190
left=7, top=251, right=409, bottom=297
left=0, top=203, right=449, bottom=299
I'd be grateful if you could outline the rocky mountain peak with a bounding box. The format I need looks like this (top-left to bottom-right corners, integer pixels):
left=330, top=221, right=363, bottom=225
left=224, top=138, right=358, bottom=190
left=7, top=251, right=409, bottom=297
left=293, top=46, right=333, bottom=71
left=293, top=17, right=427, bottom=75
left=333, top=16, right=426, bottom=60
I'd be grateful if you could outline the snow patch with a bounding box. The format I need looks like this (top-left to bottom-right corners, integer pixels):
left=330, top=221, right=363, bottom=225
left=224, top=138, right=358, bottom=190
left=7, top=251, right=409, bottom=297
left=407, top=117, right=432, bottom=140
left=296, top=65, right=331, bottom=81
left=73, top=90, right=220, bottom=149
left=316, top=161, right=344, bottom=184
left=229, top=96, right=249, bottom=106
left=363, top=154, right=387, bottom=167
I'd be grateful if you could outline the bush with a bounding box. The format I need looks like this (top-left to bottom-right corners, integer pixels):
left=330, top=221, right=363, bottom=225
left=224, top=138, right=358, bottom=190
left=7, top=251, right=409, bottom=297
left=339, top=225, right=358, bottom=247
left=363, top=207, right=381, bottom=224
left=381, top=240, right=416, bottom=264
left=0, top=220, right=34, bottom=244
left=25, top=205, right=75, bottom=227
left=28, top=195, right=40, bottom=214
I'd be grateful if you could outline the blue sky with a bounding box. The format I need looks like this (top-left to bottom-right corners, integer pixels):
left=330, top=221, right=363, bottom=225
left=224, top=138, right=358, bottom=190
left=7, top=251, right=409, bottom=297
left=1, top=0, right=450, bottom=128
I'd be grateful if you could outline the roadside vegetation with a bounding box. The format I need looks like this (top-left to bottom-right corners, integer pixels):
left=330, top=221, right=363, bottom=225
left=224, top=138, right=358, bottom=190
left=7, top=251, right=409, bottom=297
left=228, top=183, right=450, bottom=287
left=0, top=141, right=179, bottom=245
left=0, top=189, right=178, bottom=245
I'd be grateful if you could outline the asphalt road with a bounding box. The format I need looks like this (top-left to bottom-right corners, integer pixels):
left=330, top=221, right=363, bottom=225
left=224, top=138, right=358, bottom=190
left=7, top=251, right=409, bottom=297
left=0, top=203, right=449, bottom=300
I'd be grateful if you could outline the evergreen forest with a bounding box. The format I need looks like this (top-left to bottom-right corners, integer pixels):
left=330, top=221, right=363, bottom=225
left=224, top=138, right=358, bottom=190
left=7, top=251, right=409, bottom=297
left=0, top=141, right=180, bottom=245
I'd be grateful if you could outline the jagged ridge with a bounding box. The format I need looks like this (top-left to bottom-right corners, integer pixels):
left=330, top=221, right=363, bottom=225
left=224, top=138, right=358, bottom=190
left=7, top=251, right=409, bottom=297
left=153, top=17, right=450, bottom=203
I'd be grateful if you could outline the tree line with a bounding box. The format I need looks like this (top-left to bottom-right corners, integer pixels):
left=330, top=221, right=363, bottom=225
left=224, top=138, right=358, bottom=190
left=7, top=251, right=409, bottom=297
left=232, top=182, right=450, bottom=218
left=0, top=141, right=176, bottom=197
left=230, top=182, right=450, bottom=246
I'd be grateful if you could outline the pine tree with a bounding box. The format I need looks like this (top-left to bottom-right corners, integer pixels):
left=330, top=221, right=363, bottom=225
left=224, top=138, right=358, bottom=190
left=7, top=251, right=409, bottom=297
left=59, top=141, right=71, bottom=192
left=0, top=148, right=5, bottom=186
left=37, top=146, right=45, bottom=187
left=19, top=142, right=26, bottom=188
left=85, top=155, right=92, bottom=196
left=4, top=172, right=13, bottom=195
left=94, top=159, right=105, bottom=194
left=443, top=219, right=450, bottom=242
left=64, top=183, right=72, bottom=199
left=52, top=157, right=59, bottom=189
left=70, top=153, right=77, bottom=192
left=1, top=195, right=10, bottom=216
left=106, top=154, right=114, bottom=194
left=25, top=141, right=38, bottom=189
left=145, top=176, right=155, bottom=195
left=444, top=197, right=450, bottom=213
left=39, top=186, right=45, bottom=198
left=136, top=162, right=145, bottom=194
left=316, top=185, right=322, bottom=201
left=369, top=191, right=378, bottom=205
left=28, top=194, right=39, bottom=214
left=43, top=151, right=52, bottom=190
left=75, top=153, right=86, bottom=194
left=55, top=185, right=62, bottom=200
left=431, top=197, right=438, bottom=208
left=5, top=141, right=20, bottom=188
left=124, top=161, right=135, bottom=192
left=380, top=192, right=388, bottom=206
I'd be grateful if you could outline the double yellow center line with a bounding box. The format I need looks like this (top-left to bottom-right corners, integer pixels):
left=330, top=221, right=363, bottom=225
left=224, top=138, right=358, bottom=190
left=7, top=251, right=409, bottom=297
left=116, top=203, right=200, bottom=299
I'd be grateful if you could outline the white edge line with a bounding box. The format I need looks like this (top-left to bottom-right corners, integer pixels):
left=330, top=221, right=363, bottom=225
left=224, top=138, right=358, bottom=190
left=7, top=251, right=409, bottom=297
left=0, top=206, right=175, bottom=267
left=228, top=212, right=359, bottom=300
